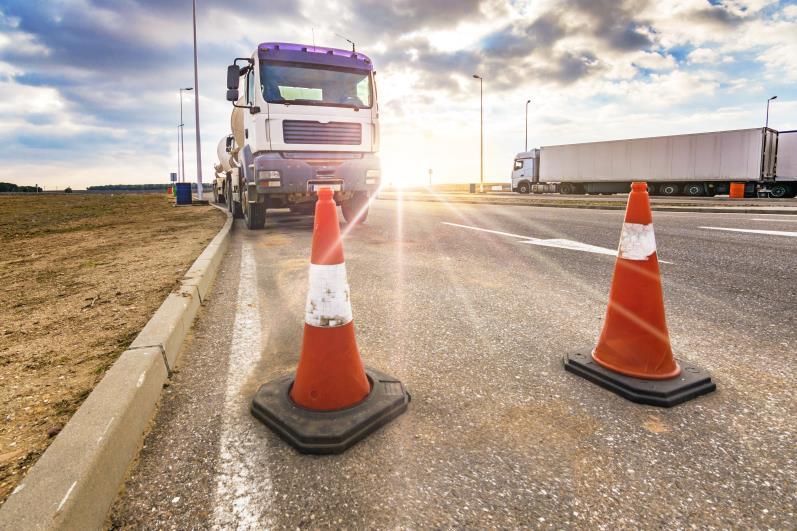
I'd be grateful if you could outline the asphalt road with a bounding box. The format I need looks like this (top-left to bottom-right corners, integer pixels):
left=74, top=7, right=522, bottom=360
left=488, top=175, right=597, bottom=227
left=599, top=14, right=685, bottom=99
left=111, top=198, right=796, bottom=529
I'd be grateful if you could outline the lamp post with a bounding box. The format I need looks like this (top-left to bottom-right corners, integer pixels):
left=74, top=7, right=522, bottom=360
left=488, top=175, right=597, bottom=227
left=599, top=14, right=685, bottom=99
left=177, top=125, right=181, bottom=183
left=525, top=99, right=532, bottom=152
left=192, top=0, right=203, bottom=200
left=472, top=74, right=483, bottom=192
left=765, top=95, right=777, bottom=129
left=179, top=87, right=193, bottom=182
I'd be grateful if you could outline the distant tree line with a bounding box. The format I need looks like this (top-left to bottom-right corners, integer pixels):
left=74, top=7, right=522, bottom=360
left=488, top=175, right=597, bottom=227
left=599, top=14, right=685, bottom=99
left=87, top=183, right=212, bottom=191
left=0, top=182, right=42, bottom=193
left=87, top=184, right=168, bottom=191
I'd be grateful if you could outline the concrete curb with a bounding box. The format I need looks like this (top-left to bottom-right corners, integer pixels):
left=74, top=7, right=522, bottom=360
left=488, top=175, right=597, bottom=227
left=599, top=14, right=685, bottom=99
left=376, top=195, right=797, bottom=215
left=0, top=204, right=233, bottom=530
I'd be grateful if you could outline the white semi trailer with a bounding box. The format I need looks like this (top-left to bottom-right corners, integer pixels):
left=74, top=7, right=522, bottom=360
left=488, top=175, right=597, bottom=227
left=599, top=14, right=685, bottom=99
left=511, top=127, right=795, bottom=198
left=222, top=42, right=381, bottom=229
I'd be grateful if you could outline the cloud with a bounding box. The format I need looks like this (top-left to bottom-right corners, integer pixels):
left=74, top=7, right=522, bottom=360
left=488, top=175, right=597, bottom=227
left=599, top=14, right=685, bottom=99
left=0, top=0, right=795, bottom=188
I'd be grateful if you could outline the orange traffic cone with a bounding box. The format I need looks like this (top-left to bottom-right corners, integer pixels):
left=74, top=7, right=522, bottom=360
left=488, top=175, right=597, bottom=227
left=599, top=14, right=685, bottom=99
left=252, top=188, right=409, bottom=453
left=291, top=188, right=371, bottom=410
left=564, top=182, right=715, bottom=407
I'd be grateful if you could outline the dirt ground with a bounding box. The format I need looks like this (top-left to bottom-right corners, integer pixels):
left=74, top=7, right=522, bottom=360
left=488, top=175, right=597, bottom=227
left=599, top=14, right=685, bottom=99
left=0, top=194, right=225, bottom=505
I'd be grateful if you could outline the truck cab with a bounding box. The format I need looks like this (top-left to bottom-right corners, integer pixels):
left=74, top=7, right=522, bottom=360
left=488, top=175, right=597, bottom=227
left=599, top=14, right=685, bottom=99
left=225, top=42, right=381, bottom=229
left=511, top=150, right=539, bottom=194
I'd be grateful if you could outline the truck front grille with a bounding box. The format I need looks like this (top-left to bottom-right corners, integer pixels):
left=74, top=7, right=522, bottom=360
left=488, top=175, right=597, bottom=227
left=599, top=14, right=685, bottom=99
left=282, top=121, right=362, bottom=145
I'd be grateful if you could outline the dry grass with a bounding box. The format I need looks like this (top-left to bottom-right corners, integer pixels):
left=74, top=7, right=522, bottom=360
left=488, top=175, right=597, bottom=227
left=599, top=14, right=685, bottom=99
left=0, top=194, right=225, bottom=504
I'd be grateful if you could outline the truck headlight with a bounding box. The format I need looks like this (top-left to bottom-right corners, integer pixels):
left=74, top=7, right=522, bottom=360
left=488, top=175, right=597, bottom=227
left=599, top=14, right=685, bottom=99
left=257, top=170, right=281, bottom=187
left=366, top=169, right=380, bottom=185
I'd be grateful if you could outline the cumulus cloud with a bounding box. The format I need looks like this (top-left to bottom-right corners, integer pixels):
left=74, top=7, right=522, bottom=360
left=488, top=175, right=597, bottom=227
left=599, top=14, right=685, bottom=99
left=0, top=0, right=795, bottom=187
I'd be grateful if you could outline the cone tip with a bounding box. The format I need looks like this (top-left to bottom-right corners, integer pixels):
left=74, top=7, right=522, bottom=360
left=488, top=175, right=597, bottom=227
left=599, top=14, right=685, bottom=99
left=631, top=182, right=648, bottom=192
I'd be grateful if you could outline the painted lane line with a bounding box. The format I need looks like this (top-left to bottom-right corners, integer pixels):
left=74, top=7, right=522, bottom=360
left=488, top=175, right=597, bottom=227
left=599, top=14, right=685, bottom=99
left=212, top=243, right=272, bottom=529
left=518, top=238, right=617, bottom=257
left=752, top=218, right=797, bottom=223
left=441, top=221, right=672, bottom=263
left=700, top=226, right=797, bottom=238
left=56, top=481, right=77, bottom=513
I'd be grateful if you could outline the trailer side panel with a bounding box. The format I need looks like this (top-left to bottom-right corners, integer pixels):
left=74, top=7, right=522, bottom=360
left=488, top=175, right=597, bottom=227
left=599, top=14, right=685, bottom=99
left=540, top=128, right=764, bottom=183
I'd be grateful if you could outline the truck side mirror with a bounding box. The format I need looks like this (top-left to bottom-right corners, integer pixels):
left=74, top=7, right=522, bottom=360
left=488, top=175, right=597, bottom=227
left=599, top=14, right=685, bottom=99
left=226, top=64, right=240, bottom=90
left=226, top=89, right=239, bottom=102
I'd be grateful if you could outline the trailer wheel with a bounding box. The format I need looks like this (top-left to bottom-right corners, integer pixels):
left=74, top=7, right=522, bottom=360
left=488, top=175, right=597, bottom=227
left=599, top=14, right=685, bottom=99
left=243, top=190, right=266, bottom=229
left=342, top=192, right=369, bottom=224
left=517, top=181, right=530, bottom=194
left=770, top=183, right=790, bottom=198
left=684, top=183, right=705, bottom=196
left=560, top=183, right=573, bottom=195
left=659, top=183, right=679, bottom=196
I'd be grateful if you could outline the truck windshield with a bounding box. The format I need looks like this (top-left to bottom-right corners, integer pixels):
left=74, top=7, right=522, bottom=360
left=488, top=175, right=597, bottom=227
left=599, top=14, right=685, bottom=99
left=260, top=62, right=373, bottom=109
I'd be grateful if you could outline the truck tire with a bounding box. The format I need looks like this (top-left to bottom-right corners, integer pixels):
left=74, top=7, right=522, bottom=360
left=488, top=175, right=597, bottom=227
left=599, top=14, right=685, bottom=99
left=341, top=192, right=369, bottom=224
left=659, top=183, right=679, bottom=196
left=560, top=183, right=573, bottom=195
left=517, top=181, right=530, bottom=194
left=684, top=183, right=704, bottom=196
left=243, top=192, right=266, bottom=230
left=227, top=179, right=243, bottom=218
left=770, top=183, right=790, bottom=198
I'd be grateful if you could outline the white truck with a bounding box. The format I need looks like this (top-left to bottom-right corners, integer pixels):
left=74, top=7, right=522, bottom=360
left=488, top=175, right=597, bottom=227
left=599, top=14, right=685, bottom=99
left=512, top=127, right=796, bottom=198
left=221, top=42, right=381, bottom=229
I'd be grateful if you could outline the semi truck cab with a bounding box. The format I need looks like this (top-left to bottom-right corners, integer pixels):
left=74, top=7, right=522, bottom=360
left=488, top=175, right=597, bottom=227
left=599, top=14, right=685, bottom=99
left=224, top=42, right=381, bottom=229
left=511, top=150, right=539, bottom=194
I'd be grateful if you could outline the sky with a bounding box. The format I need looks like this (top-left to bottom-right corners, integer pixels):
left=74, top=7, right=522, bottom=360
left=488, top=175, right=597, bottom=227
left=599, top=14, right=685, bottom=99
left=0, top=0, right=796, bottom=189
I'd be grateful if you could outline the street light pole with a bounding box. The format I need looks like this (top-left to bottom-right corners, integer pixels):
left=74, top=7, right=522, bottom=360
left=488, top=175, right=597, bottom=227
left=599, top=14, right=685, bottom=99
left=765, top=95, right=777, bottom=129
left=473, top=74, right=483, bottom=193
left=177, top=125, right=181, bottom=183
left=192, top=0, right=203, bottom=200
left=525, top=99, right=531, bottom=152
left=179, top=87, right=193, bottom=183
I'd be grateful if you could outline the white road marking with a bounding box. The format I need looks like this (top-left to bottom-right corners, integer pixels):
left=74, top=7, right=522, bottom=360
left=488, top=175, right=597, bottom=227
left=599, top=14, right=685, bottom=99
left=441, top=221, right=672, bottom=263
left=212, top=243, right=272, bottom=529
left=700, top=226, right=797, bottom=238
left=97, top=416, right=115, bottom=444
left=752, top=218, right=797, bottom=223
left=56, top=481, right=76, bottom=513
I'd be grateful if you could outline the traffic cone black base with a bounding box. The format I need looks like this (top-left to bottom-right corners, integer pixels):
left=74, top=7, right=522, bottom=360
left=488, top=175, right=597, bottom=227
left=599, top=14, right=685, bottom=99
left=251, top=367, right=410, bottom=454
left=564, top=351, right=715, bottom=407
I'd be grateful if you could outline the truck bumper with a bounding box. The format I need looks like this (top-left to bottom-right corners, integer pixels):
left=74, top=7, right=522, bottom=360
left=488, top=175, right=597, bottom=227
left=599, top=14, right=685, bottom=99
left=251, top=152, right=380, bottom=196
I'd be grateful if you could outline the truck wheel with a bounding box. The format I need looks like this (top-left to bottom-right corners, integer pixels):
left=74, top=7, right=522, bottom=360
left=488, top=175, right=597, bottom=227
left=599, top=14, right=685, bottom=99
left=243, top=193, right=266, bottom=230
left=659, top=183, right=679, bottom=196
left=770, top=183, right=790, bottom=198
left=560, top=183, right=573, bottom=195
left=684, top=183, right=704, bottom=196
left=342, top=192, right=369, bottom=224
left=517, top=181, right=530, bottom=194
left=227, top=180, right=243, bottom=218
left=217, top=185, right=225, bottom=204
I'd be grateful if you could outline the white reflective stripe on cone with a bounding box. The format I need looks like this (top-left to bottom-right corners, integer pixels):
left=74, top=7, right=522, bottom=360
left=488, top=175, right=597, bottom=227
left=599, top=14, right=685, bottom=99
left=618, top=223, right=656, bottom=260
left=305, top=263, right=353, bottom=327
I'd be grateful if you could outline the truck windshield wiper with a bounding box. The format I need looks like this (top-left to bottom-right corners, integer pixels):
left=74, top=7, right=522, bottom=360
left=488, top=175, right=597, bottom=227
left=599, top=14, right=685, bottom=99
left=280, top=99, right=363, bottom=110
